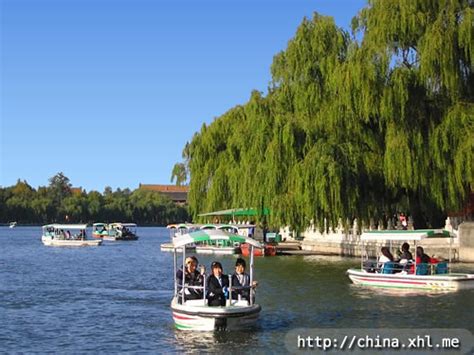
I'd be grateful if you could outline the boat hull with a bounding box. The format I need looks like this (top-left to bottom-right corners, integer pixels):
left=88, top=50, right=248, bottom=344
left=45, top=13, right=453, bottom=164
left=41, top=236, right=102, bottom=247
left=171, top=298, right=260, bottom=331
left=241, top=243, right=276, bottom=257
left=102, top=235, right=138, bottom=241
left=347, top=268, right=474, bottom=291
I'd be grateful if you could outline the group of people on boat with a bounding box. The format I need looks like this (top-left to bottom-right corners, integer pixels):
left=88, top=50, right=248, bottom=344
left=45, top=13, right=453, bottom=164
left=176, top=256, right=258, bottom=306
left=51, top=229, right=86, bottom=240
left=368, top=243, right=446, bottom=275
left=117, top=226, right=134, bottom=238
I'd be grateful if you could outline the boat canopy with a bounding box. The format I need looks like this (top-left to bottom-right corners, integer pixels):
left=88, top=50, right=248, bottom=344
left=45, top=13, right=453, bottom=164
left=216, top=224, right=239, bottom=231
left=360, top=229, right=455, bottom=241
left=92, top=223, right=106, bottom=227
left=173, top=229, right=262, bottom=249
left=200, top=224, right=217, bottom=230
left=110, top=223, right=137, bottom=228
left=167, top=223, right=198, bottom=229
left=42, top=224, right=88, bottom=230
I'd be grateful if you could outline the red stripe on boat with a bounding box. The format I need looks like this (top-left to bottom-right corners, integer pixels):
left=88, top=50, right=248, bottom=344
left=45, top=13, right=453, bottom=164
left=173, top=313, right=196, bottom=320
left=355, top=277, right=428, bottom=285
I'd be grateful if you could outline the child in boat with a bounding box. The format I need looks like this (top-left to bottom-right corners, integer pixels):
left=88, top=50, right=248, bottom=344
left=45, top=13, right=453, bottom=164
left=176, top=256, right=205, bottom=301
left=206, top=261, right=229, bottom=306
left=231, top=258, right=258, bottom=302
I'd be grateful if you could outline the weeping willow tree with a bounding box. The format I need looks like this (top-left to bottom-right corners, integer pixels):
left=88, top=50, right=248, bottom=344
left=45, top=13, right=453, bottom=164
left=177, top=0, right=473, bottom=232
left=352, top=0, right=474, bottom=227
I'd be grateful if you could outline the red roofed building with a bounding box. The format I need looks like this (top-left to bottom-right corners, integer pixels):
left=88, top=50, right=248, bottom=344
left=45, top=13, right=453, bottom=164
left=70, top=187, right=83, bottom=195
left=139, top=184, right=189, bottom=205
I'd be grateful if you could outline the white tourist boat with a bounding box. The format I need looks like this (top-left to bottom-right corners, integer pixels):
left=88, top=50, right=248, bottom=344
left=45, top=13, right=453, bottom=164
left=171, top=229, right=262, bottom=331
left=347, top=230, right=474, bottom=291
left=161, top=223, right=199, bottom=252
left=42, top=224, right=102, bottom=247
left=194, top=224, right=242, bottom=255
left=9, top=221, right=17, bottom=229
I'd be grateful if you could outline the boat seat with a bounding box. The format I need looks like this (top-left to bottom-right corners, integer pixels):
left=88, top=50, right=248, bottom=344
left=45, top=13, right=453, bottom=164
left=416, top=263, right=429, bottom=275
left=381, top=262, right=395, bottom=274
left=436, top=262, right=448, bottom=274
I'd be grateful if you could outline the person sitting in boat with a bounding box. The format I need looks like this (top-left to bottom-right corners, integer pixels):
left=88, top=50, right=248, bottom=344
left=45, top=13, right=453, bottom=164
left=397, top=242, right=413, bottom=271
left=123, top=227, right=129, bottom=237
left=206, top=261, right=229, bottom=307
left=378, top=247, right=395, bottom=272
left=398, top=242, right=413, bottom=262
left=231, top=258, right=258, bottom=302
left=176, top=256, right=205, bottom=301
left=416, top=246, right=431, bottom=264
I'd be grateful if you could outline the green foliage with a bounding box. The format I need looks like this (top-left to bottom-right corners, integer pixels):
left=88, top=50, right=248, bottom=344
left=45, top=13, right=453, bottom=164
left=0, top=174, right=189, bottom=225
left=48, top=172, right=72, bottom=204
left=178, top=1, right=474, bottom=231
left=170, top=163, right=188, bottom=186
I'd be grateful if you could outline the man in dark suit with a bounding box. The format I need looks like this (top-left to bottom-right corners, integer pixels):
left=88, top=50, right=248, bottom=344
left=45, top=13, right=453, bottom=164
left=206, top=261, right=229, bottom=306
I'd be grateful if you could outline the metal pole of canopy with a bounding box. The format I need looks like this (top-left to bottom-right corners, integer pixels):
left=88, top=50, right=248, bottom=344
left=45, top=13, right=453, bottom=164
left=228, top=274, right=232, bottom=305
left=203, top=267, right=207, bottom=304
left=250, top=245, right=254, bottom=305
left=181, top=247, right=186, bottom=305
left=449, top=233, right=452, bottom=273
left=173, top=249, right=177, bottom=297
left=414, top=240, right=417, bottom=275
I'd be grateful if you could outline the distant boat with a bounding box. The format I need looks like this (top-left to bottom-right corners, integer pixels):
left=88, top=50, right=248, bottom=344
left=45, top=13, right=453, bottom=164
left=42, top=224, right=102, bottom=247
left=9, top=222, right=17, bottom=229
left=92, top=222, right=139, bottom=241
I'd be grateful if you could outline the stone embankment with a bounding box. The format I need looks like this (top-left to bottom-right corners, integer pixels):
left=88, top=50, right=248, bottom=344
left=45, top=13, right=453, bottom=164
left=278, top=220, right=474, bottom=262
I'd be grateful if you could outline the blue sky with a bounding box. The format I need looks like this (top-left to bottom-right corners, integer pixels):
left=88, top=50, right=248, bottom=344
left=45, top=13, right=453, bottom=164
left=1, top=0, right=366, bottom=192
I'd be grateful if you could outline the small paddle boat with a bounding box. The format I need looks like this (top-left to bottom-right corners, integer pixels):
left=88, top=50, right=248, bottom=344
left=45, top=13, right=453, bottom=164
left=106, top=223, right=139, bottom=241
left=93, top=223, right=139, bottom=241
left=347, top=229, right=474, bottom=291
left=92, top=223, right=109, bottom=238
left=171, top=229, right=262, bottom=331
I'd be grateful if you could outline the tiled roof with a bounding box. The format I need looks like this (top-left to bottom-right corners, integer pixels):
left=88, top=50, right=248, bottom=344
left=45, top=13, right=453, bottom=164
left=71, top=187, right=83, bottom=194
left=139, top=184, right=188, bottom=203
left=139, top=184, right=189, bottom=193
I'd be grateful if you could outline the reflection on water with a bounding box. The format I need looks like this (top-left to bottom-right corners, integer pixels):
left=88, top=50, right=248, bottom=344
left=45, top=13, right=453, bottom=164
left=348, top=284, right=454, bottom=298
left=1, top=227, right=473, bottom=353
left=173, top=330, right=261, bottom=353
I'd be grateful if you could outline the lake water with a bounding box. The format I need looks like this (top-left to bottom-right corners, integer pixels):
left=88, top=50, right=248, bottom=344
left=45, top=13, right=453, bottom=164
left=1, top=227, right=473, bottom=353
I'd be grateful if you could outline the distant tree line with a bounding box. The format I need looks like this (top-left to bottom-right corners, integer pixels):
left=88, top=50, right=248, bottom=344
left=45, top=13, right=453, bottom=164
left=0, top=173, right=189, bottom=225
left=175, top=0, right=473, bottom=232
